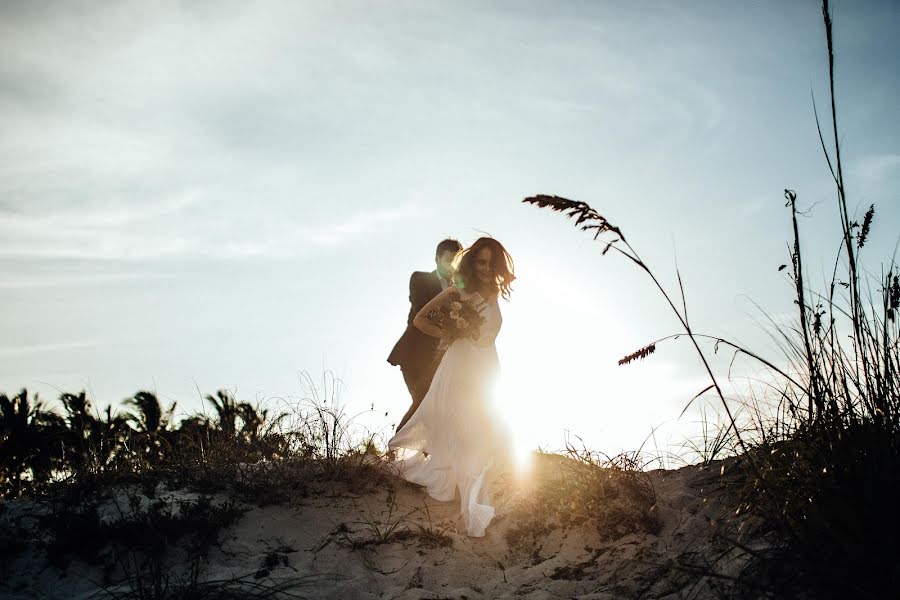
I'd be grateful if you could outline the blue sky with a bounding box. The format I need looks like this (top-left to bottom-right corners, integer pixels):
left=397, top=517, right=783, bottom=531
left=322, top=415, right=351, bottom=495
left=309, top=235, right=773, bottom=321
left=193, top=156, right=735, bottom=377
left=1, top=0, right=898, bottom=461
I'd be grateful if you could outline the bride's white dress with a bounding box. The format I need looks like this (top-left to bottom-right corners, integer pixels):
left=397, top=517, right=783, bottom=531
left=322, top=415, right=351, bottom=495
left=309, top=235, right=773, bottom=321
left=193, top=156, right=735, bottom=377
left=388, top=291, right=511, bottom=537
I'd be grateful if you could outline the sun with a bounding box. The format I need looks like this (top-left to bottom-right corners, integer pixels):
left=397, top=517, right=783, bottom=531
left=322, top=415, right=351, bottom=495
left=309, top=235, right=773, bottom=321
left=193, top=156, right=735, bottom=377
left=490, top=364, right=546, bottom=476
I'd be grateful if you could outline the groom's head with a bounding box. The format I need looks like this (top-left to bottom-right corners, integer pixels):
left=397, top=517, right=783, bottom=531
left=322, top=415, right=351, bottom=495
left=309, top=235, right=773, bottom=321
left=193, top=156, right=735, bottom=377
left=435, top=238, right=463, bottom=280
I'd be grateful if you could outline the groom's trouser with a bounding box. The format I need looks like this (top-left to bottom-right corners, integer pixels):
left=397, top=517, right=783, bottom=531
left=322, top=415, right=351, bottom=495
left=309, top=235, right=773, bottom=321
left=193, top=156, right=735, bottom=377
left=396, top=358, right=440, bottom=431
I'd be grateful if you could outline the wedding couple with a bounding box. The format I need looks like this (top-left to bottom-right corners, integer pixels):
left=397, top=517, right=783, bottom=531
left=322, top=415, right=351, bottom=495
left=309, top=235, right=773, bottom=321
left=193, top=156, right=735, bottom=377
left=387, top=236, right=515, bottom=537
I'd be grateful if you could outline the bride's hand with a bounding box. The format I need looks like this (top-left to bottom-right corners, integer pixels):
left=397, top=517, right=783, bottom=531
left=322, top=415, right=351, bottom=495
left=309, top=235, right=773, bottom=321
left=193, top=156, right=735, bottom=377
left=413, top=286, right=459, bottom=338
left=437, top=337, right=451, bottom=351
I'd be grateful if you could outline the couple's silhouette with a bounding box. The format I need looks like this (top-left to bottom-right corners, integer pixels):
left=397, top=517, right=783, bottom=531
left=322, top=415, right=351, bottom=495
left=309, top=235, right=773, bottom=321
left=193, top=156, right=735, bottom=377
left=387, top=237, right=515, bottom=537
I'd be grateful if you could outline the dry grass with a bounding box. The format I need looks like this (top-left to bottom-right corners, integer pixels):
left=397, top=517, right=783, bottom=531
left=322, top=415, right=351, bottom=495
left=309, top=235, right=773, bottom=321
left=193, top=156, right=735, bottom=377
left=505, top=449, right=659, bottom=556
left=524, top=3, right=898, bottom=596
left=0, top=373, right=394, bottom=598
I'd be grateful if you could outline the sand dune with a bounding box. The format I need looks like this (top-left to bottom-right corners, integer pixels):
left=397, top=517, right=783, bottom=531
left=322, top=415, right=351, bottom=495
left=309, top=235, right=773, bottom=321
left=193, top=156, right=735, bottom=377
left=1, top=453, right=758, bottom=599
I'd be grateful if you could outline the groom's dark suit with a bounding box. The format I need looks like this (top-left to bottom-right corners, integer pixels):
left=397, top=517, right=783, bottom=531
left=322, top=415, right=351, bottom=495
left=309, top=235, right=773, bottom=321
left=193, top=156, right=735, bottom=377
left=388, top=270, right=448, bottom=430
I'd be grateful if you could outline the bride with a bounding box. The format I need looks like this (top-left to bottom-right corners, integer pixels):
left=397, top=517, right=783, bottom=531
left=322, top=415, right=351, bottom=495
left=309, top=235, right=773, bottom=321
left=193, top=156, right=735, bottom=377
left=388, top=237, right=515, bottom=537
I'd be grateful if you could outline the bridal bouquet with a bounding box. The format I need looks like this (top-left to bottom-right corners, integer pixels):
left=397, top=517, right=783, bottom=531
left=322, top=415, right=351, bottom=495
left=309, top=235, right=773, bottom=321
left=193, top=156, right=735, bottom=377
left=426, top=291, right=485, bottom=349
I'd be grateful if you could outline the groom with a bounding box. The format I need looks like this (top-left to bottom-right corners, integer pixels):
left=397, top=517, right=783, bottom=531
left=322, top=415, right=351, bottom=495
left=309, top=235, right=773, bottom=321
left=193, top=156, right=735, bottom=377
left=388, top=238, right=463, bottom=431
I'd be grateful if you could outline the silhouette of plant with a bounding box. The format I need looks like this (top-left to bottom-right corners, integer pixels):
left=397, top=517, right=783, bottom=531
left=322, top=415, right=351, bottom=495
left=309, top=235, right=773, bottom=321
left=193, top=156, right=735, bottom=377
left=204, top=390, right=240, bottom=440
left=60, top=390, right=97, bottom=448
left=57, top=391, right=130, bottom=478
left=524, top=194, right=756, bottom=462
left=0, top=389, right=66, bottom=497
left=123, top=391, right=175, bottom=436
left=123, top=391, right=177, bottom=466
left=526, top=2, right=899, bottom=596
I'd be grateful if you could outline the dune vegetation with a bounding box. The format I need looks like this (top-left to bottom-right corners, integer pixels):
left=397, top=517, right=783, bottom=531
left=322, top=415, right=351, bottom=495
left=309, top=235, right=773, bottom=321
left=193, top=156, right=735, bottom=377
left=523, top=1, right=899, bottom=596
left=1, top=1, right=896, bottom=598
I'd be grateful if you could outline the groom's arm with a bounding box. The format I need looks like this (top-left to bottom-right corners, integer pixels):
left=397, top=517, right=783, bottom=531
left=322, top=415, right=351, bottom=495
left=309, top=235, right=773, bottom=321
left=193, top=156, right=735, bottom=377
left=408, top=272, right=431, bottom=319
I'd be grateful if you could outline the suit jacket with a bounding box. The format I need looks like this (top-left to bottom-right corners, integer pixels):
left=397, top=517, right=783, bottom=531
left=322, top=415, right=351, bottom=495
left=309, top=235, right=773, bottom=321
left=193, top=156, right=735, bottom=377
left=387, top=270, right=444, bottom=370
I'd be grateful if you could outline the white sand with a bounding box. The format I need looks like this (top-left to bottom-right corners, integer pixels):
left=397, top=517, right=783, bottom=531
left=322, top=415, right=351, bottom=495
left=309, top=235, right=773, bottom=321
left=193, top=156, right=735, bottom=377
left=1, top=453, right=759, bottom=600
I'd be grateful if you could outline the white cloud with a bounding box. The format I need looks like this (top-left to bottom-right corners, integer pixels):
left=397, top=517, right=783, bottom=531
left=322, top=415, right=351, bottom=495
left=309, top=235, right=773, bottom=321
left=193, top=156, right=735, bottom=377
left=307, top=204, right=424, bottom=246
left=0, top=272, right=170, bottom=290
left=0, top=199, right=423, bottom=261
left=0, top=339, right=105, bottom=358
left=0, top=192, right=197, bottom=230
left=853, top=154, right=900, bottom=182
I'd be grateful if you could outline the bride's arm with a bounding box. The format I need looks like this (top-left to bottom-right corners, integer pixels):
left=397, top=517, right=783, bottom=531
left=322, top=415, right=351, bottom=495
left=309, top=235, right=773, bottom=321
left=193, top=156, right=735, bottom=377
left=413, top=286, right=457, bottom=338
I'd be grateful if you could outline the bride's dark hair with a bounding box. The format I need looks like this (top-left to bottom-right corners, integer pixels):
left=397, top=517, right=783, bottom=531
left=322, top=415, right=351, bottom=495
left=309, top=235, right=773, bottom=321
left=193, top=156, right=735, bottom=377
left=454, top=237, right=515, bottom=300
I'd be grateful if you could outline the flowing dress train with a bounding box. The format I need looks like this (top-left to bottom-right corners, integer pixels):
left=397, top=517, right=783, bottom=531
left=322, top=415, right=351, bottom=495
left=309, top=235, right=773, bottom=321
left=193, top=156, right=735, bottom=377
left=388, top=293, right=510, bottom=537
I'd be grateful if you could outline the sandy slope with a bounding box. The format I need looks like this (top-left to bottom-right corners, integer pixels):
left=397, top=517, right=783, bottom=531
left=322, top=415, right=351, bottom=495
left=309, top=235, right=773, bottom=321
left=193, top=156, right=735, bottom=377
left=0, top=453, right=756, bottom=600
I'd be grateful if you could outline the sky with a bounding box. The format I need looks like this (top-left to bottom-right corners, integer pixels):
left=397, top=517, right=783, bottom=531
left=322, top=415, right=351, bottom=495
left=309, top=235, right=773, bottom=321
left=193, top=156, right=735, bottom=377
left=1, top=0, right=898, bottom=464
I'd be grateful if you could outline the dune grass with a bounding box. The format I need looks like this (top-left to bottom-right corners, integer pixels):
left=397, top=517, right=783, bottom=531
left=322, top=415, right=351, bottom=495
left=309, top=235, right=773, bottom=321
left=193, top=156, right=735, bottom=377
left=2, top=2, right=895, bottom=597
left=505, top=446, right=660, bottom=558
left=525, top=2, right=898, bottom=597
left=0, top=372, right=390, bottom=598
